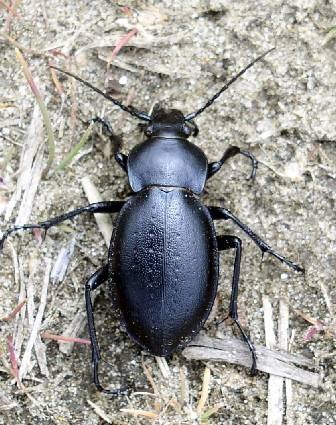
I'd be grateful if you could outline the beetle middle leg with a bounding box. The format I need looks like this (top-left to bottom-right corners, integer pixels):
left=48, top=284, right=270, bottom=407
left=217, top=235, right=257, bottom=374
left=209, top=206, right=304, bottom=273
left=207, top=146, right=258, bottom=180
left=85, top=265, right=127, bottom=395
left=0, top=201, right=124, bottom=250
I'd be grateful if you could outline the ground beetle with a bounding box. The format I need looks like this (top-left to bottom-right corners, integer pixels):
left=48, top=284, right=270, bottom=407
left=1, top=48, right=304, bottom=394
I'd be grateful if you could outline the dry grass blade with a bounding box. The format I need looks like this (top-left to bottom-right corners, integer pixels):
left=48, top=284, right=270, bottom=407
left=51, top=123, right=94, bottom=175
left=87, top=399, right=113, bottom=424
left=263, top=295, right=277, bottom=349
left=179, top=367, right=188, bottom=407
left=15, top=48, right=55, bottom=177
left=1, top=299, right=26, bottom=322
left=264, top=296, right=283, bottom=425
left=50, top=236, right=76, bottom=283
left=141, top=357, right=160, bottom=397
left=106, top=27, right=138, bottom=69
left=76, top=31, right=188, bottom=55
left=120, top=408, right=159, bottom=419
left=0, top=32, right=45, bottom=57
left=323, top=27, right=336, bottom=45
left=5, top=103, right=44, bottom=222
left=279, top=300, right=294, bottom=425
left=25, top=256, right=49, bottom=378
left=19, top=259, right=51, bottom=381
left=0, top=390, right=18, bottom=411
left=49, top=60, right=65, bottom=98
left=183, top=335, right=320, bottom=387
left=10, top=242, right=26, bottom=358
left=2, top=0, right=21, bottom=33
left=201, top=403, right=224, bottom=423
left=155, top=356, right=170, bottom=378
left=0, top=0, right=21, bottom=18
left=58, top=311, right=88, bottom=355
left=41, top=332, right=91, bottom=345
left=16, top=144, right=44, bottom=225
left=98, top=51, right=195, bottom=78
left=7, top=335, right=21, bottom=388
left=196, top=366, right=211, bottom=416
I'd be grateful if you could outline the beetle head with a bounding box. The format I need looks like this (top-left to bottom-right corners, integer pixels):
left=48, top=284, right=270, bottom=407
left=142, top=105, right=194, bottom=139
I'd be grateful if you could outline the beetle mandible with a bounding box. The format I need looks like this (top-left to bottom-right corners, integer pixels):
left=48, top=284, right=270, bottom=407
left=0, top=48, right=304, bottom=394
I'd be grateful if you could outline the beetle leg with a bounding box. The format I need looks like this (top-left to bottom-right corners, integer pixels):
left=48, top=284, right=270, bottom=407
left=0, top=201, right=124, bottom=250
left=91, top=116, right=128, bottom=172
left=85, top=265, right=127, bottom=395
left=207, top=146, right=258, bottom=180
left=217, top=235, right=257, bottom=374
left=209, top=206, right=304, bottom=273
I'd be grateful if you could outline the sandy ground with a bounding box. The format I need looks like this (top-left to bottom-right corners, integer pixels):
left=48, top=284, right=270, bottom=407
left=0, top=1, right=335, bottom=424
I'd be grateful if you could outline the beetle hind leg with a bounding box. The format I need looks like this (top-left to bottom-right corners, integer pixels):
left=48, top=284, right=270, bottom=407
left=217, top=235, right=257, bottom=375
left=85, top=265, right=127, bottom=395
left=210, top=206, right=304, bottom=273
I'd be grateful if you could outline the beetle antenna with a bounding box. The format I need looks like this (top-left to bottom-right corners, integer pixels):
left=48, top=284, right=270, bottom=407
left=185, top=48, right=275, bottom=121
left=50, top=66, right=151, bottom=121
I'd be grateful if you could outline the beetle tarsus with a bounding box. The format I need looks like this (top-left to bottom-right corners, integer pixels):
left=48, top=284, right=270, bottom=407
left=92, top=361, right=128, bottom=395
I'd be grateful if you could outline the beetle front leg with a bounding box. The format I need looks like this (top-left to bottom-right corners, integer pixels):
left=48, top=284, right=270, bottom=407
left=207, top=146, right=258, bottom=180
left=209, top=206, right=304, bottom=273
left=85, top=265, right=127, bottom=395
left=91, top=116, right=128, bottom=172
left=0, top=201, right=124, bottom=250
left=217, top=235, right=257, bottom=374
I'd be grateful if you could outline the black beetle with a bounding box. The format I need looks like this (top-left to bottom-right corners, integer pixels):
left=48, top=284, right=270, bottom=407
left=1, top=49, right=304, bottom=394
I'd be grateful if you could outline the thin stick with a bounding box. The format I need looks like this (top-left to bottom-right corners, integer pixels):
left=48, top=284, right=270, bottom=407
left=183, top=335, right=320, bottom=388
left=279, top=300, right=293, bottom=425
left=263, top=296, right=283, bottom=425
left=81, top=176, right=113, bottom=246
left=155, top=356, right=170, bottom=379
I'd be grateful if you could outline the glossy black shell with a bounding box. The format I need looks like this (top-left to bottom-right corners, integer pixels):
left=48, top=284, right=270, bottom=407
left=109, top=187, right=218, bottom=356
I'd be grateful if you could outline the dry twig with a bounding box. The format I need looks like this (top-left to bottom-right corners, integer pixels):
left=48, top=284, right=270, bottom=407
left=183, top=334, right=320, bottom=387
left=263, top=295, right=284, bottom=425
